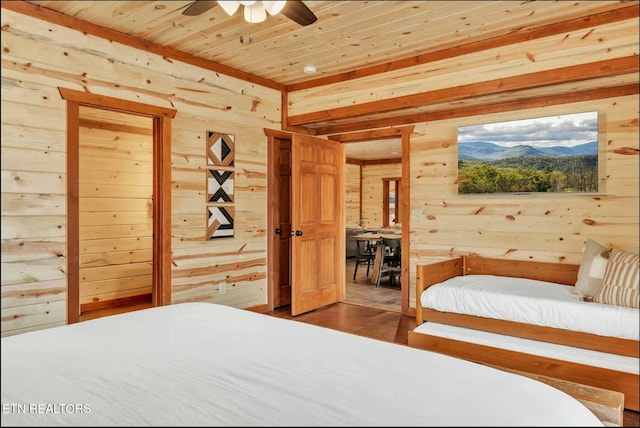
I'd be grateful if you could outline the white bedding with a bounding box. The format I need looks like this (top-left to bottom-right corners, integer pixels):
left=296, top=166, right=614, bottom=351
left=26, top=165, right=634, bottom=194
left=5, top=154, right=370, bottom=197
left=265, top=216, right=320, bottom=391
left=414, top=322, right=640, bottom=374
left=0, top=302, right=603, bottom=427
left=420, top=274, right=639, bottom=340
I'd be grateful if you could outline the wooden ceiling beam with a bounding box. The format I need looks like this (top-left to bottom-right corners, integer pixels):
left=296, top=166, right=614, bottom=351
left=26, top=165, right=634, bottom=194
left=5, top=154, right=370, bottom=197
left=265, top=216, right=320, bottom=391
left=346, top=158, right=402, bottom=166
left=311, top=83, right=640, bottom=135
left=288, top=56, right=639, bottom=127
left=286, top=3, right=639, bottom=92
left=327, top=126, right=414, bottom=143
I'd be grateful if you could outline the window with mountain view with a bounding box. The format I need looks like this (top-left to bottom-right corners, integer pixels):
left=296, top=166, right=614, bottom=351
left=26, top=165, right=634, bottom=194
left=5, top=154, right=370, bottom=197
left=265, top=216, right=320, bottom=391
left=457, top=111, right=599, bottom=194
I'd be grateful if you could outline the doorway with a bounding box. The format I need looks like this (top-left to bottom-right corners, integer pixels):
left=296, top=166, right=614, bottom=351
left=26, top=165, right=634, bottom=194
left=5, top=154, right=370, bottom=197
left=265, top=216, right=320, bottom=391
left=266, top=126, right=413, bottom=316
left=272, top=135, right=292, bottom=308
left=265, top=129, right=345, bottom=315
left=60, top=88, right=175, bottom=323
left=344, top=140, right=403, bottom=312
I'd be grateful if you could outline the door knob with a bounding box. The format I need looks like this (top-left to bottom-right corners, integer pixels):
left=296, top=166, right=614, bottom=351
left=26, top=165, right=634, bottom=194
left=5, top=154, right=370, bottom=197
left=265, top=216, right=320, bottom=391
left=275, top=228, right=281, bottom=235
left=295, top=230, right=303, bottom=236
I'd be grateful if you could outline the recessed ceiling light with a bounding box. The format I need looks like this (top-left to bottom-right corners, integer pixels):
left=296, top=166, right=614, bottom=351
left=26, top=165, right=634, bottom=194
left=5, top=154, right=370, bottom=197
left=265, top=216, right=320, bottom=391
left=303, top=65, right=317, bottom=74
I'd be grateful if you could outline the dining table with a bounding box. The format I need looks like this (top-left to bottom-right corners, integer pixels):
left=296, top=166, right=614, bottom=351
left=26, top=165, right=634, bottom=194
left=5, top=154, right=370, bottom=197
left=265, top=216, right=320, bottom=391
left=351, top=230, right=401, bottom=285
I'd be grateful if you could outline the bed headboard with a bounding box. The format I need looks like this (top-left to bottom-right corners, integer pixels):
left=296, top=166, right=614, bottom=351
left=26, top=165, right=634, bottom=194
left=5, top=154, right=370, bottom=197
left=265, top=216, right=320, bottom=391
left=464, top=256, right=579, bottom=286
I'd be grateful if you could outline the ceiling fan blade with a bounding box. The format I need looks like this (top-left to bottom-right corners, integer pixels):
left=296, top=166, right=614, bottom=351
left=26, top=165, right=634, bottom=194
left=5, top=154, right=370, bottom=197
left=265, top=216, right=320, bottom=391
left=281, top=1, right=317, bottom=26
left=182, top=1, right=217, bottom=16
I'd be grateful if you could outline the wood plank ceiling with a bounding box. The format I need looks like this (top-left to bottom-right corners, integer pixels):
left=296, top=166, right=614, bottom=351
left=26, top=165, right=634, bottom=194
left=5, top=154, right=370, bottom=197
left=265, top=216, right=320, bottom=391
left=4, top=0, right=639, bottom=158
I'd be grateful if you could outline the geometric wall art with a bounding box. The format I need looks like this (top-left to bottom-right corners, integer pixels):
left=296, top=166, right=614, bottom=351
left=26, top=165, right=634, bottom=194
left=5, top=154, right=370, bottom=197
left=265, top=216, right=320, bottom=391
left=207, top=205, right=235, bottom=239
left=207, top=169, right=234, bottom=203
left=205, top=130, right=236, bottom=240
left=207, top=131, right=235, bottom=166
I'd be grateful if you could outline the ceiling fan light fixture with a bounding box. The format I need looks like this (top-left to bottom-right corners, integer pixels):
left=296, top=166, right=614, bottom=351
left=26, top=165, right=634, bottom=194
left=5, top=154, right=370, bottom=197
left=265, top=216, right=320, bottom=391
left=186, top=1, right=316, bottom=26
left=217, top=1, right=240, bottom=16
left=263, top=1, right=286, bottom=15
left=244, top=3, right=267, bottom=23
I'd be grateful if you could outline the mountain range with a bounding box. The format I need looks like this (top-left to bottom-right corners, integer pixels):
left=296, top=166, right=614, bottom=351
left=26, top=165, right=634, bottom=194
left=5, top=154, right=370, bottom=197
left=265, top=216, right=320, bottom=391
left=458, top=141, right=597, bottom=161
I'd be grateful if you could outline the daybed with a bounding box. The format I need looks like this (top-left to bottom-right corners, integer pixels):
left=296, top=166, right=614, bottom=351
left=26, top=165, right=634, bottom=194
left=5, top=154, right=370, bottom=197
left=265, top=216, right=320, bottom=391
left=408, top=255, right=640, bottom=412
left=1, top=302, right=606, bottom=426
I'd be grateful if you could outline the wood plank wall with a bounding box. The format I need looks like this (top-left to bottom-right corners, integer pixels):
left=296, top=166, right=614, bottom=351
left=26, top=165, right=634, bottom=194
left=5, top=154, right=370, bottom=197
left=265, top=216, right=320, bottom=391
left=0, top=9, right=280, bottom=336
left=345, top=163, right=361, bottom=227
left=360, top=163, right=402, bottom=229
left=288, top=19, right=639, bottom=116
left=345, top=162, right=403, bottom=229
left=78, top=107, right=153, bottom=311
left=407, top=97, right=639, bottom=308
left=1, top=9, right=638, bottom=334
left=287, top=17, right=639, bottom=309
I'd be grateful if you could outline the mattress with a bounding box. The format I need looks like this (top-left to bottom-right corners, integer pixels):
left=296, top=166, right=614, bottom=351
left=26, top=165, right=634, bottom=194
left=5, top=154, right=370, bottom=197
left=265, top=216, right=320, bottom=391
left=420, top=274, right=639, bottom=340
left=414, top=322, right=639, bottom=375
left=1, top=302, right=603, bottom=427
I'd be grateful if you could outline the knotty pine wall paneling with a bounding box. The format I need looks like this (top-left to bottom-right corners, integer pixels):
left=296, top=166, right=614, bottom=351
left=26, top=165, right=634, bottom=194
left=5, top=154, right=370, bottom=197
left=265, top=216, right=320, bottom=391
left=0, top=9, right=280, bottom=335
left=2, top=8, right=638, bottom=333
left=344, top=163, right=361, bottom=228
left=289, top=16, right=639, bottom=310
left=78, top=107, right=153, bottom=312
left=360, top=163, right=402, bottom=229
left=407, top=97, right=639, bottom=308
left=288, top=19, right=639, bottom=116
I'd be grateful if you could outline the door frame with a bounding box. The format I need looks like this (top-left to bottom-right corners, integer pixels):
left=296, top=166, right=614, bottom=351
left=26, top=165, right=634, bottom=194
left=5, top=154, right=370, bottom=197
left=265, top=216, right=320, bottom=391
left=265, top=128, right=293, bottom=310
left=59, top=88, right=176, bottom=323
left=270, top=132, right=292, bottom=309
left=334, top=126, right=413, bottom=315
left=265, top=126, right=414, bottom=316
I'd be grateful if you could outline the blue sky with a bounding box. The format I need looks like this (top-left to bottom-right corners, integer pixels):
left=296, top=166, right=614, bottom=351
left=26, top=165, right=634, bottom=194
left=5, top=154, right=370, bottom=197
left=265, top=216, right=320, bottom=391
left=458, top=111, right=598, bottom=148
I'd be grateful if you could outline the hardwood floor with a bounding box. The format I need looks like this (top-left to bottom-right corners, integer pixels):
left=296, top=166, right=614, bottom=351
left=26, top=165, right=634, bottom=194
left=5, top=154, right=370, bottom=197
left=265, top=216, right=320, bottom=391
left=269, top=300, right=414, bottom=344
left=343, top=258, right=401, bottom=312
left=627, top=408, right=640, bottom=426
left=267, top=302, right=640, bottom=427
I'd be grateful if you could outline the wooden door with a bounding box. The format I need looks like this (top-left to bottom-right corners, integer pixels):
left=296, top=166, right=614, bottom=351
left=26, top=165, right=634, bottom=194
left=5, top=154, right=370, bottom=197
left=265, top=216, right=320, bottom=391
left=274, top=137, right=292, bottom=307
left=291, top=134, right=344, bottom=316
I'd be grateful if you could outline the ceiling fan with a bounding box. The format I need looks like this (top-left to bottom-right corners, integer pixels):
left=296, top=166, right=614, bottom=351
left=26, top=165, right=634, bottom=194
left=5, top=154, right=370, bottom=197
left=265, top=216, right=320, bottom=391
left=182, top=1, right=318, bottom=26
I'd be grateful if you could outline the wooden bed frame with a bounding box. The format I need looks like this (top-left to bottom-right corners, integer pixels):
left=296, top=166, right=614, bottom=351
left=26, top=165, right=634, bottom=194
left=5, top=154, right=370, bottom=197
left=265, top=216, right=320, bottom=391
left=407, top=255, right=640, bottom=411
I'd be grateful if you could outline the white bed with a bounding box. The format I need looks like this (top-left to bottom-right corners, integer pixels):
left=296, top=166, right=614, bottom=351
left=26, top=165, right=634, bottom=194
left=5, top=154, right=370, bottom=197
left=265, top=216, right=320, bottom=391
left=1, top=302, right=604, bottom=426
left=420, top=274, right=639, bottom=340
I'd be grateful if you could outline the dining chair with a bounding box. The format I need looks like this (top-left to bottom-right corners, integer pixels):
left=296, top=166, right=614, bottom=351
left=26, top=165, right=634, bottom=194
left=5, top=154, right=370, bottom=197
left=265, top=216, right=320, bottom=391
left=376, top=237, right=401, bottom=287
left=353, top=237, right=377, bottom=280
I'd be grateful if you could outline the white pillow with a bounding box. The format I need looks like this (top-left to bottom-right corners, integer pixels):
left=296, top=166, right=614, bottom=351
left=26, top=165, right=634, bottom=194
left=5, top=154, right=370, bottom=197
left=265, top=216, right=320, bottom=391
left=588, top=251, right=609, bottom=280
left=575, top=238, right=608, bottom=298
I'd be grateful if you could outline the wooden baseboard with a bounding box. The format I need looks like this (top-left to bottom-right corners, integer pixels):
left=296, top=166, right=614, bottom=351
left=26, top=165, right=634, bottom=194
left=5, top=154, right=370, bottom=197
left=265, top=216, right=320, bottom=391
left=81, top=293, right=152, bottom=313
left=246, top=303, right=271, bottom=313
